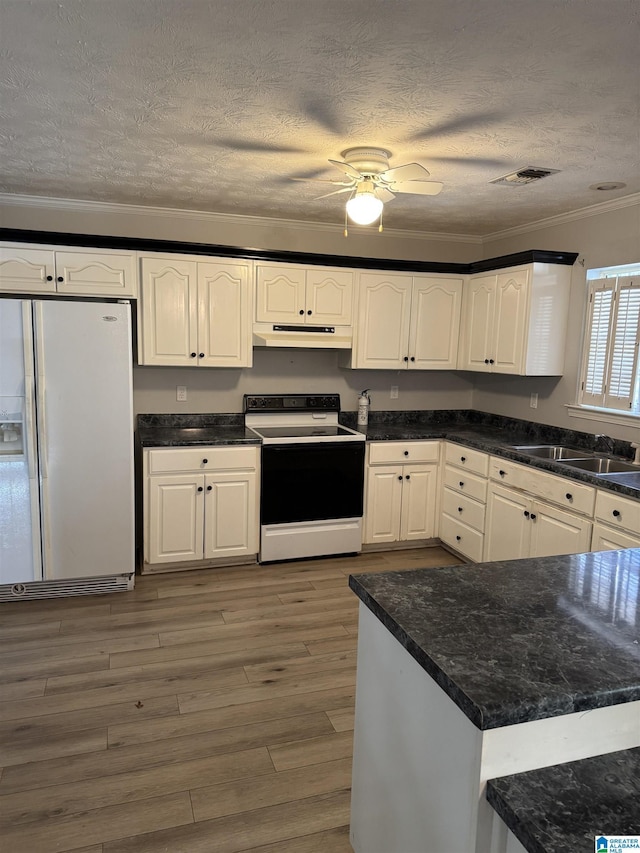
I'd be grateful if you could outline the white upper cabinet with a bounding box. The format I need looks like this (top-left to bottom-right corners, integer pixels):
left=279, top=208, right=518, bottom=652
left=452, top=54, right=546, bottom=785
left=197, top=261, right=253, bottom=367
left=140, top=255, right=253, bottom=367
left=255, top=263, right=354, bottom=326
left=458, top=262, right=572, bottom=375
left=0, top=244, right=137, bottom=297
left=351, top=272, right=463, bottom=370
left=141, top=257, right=198, bottom=366
left=409, top=276, right=464, bottom=370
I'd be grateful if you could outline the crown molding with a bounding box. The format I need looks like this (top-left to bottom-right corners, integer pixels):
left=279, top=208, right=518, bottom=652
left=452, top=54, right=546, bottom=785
left=3, top=190, right=636, bottom=248
left=0, top=193, right=482, bottom=245
left=483, top=192, right=640, bottom=242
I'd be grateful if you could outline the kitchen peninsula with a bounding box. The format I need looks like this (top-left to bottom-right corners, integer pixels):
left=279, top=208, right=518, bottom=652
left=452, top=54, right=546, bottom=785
left=348, top=549, right=640, bottom=853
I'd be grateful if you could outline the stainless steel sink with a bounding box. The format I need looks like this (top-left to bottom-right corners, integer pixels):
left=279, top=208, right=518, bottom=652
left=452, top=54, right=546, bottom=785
left=558, top=457, right=639, bottom=474
left=512, top=445, right=592, bottom=460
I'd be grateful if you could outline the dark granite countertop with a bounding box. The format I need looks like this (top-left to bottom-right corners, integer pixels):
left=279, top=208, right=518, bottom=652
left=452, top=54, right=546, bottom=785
left=137, top=414, right=260, bottom=447
left=354, top=423, right=640, bottom=499
left=349, top=549, right=640, bottom=730
left=486, top=747, right=640, bottom=853
left=136, top=410, right=640, bottom=498
left=138, top=425, right=260, bottom=447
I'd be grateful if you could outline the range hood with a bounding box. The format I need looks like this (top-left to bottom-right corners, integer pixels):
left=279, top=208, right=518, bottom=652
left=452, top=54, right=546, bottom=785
left=253, top=324, right=352, bottom=349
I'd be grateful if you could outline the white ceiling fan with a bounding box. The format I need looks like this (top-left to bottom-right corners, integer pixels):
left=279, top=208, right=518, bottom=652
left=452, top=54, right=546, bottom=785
left=293, top=147, right=444, bottom=229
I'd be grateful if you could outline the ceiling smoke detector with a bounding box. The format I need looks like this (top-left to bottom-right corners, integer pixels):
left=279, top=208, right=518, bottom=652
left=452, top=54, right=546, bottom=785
left=490, top=167, right=561, bottom=186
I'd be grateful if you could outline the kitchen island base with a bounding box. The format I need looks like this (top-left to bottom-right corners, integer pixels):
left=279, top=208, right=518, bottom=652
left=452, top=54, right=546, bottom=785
left=350, top=603, right=640, bottom=853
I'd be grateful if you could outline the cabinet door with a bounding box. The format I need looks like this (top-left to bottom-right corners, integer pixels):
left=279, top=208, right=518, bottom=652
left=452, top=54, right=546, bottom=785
left=492, top=269, right=529, bottom=374
left=529, top=501, right=592, bottom=558
left=148, top=474, right=204, bottom=563
left=305, top=268, right=353, bottom=326
left=353, top=273, right=413, bottom=369
left=197, top=260, right=252, bottom=367
left=364, top=465, right=403, bottom=543
left=591, top=523, right=640, bottom=551
left=0, top=247, right=56, bottom=293
left=484, top=484, right=530, bottom=561
left=55, top=251, right=136, bottom=297
left=409, top=276, right=463, bottom=369
left=255, top=264, right=306, bottom=323
left=140, top=258, right=198, bottom=365
left=204, top=471, right=258, bottom=559
left=400, top=465, right=438, bottom=540
left=458, top=274, right=496, bottom=371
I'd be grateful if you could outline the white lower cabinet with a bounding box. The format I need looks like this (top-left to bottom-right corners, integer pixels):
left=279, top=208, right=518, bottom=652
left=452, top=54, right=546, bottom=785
left=591, top=490, right=640, bottom=550
left=439, top=443, right=489, bottom=561
left=485, top=484, right=592, bottom=561
left=144, top=446, right=259, bottom=569
left=484, top=457, right=594, bottom=562
left=364, top=442, right=439, bottom=545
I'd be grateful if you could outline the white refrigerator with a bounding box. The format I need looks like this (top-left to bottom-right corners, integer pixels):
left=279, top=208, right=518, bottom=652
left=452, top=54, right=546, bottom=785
left=0, top=298, right=135, bottom=599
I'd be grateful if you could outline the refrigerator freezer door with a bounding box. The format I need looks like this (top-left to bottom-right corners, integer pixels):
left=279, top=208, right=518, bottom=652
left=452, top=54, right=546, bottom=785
left=0, top=299, right=42, bottom=584
left=34, top=300, right=134, bottom=580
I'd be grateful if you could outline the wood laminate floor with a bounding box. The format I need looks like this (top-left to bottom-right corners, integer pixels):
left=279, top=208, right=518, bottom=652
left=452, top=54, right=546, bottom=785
left=0, top=546, right=462, bottom=853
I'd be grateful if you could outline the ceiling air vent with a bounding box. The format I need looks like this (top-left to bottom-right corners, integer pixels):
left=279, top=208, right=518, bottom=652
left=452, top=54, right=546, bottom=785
left=490, top=167, right=561, bottom=186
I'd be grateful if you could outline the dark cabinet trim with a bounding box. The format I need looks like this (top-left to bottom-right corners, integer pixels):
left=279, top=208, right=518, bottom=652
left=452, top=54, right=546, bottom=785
left=0, top=228, right=578, bottom=273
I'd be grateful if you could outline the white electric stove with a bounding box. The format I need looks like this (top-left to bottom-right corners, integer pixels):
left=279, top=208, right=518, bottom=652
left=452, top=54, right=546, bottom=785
left=244, top=394, right=366, bottom=562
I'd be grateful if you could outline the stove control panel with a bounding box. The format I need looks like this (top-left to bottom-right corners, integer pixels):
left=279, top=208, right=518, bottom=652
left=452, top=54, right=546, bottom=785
left=244, top=394, right=340, bottom=413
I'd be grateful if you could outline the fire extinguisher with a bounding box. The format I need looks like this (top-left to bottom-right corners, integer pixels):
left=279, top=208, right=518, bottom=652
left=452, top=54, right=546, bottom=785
left=358, top=389, right=371, bottom=429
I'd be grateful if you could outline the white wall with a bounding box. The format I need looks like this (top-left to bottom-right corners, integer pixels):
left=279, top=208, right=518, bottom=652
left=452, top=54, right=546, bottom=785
left=473, top=200, right=640, bottom=442
left=133, top=350, right=474, bottom=415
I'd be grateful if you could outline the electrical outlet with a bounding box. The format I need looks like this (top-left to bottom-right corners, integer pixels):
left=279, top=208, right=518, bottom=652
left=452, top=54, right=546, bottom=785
left=390, top=385, right=399, bottom=399
left=176, top=385, right=187, bottom=402
left=530, top=392, right=538, bottom=409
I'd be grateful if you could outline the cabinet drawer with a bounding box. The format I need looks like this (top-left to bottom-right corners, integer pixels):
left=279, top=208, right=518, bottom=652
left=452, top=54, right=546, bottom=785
left=489, top=457, right=595, bottom=516
left=147, top=446, right=258, bottom=474
left=594, top=491, right=640, bottom=534
left=368, top=441, right=440, bottom=465
left=443, top=464, right=487, bottom=503
left=591, top=522, right=640, bottom=551
left=442, top=487, right=485, bottom=532
left=444, top=443, right=489, bottom=477
left=440, top=514, right=484, bottom=562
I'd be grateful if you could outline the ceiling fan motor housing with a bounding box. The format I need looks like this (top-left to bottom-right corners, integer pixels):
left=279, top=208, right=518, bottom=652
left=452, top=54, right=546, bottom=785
left=340, top=147, right=391, bottom=175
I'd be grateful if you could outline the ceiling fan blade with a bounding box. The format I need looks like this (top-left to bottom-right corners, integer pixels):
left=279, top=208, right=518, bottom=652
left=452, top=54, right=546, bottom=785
left=408, top=111, right=505, bottom=142
left=379, top=163, right=430, bottom=183
left=328, top=159, right=363, bottom=180
left=389, top=181, right=444, bottom=196
left=315, top=187, right=354, bottom=200
left=375, top=187, right=395, bottom=203
left=290, top=177, right=352, bottom=185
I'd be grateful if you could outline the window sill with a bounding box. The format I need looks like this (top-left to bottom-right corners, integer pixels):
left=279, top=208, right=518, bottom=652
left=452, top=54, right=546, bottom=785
left=566, top=404, right=640, bottom=428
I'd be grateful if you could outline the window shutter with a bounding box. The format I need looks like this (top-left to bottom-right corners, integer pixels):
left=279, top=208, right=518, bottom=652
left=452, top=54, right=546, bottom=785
left=581, top=279, right=614, bottom=407
left=604, top=277, right=640, bottom=411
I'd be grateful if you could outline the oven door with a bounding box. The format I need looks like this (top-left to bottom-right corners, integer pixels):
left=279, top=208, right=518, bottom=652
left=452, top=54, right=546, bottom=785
left=261, top=441, right=365, bottom=525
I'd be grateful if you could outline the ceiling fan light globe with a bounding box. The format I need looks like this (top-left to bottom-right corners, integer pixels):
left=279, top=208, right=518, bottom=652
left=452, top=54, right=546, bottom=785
left=346, top=192, right=383, bottom=225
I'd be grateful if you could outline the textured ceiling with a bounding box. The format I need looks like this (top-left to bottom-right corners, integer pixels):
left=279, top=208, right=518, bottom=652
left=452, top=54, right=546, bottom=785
left=1, top=0, right=639, bottom=236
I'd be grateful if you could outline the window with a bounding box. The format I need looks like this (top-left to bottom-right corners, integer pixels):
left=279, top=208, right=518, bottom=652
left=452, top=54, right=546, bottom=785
left=579, top=265, right=640, bottom=415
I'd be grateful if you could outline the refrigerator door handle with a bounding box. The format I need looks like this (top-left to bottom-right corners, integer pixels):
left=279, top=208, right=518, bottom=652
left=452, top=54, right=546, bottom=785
left=23, top=375, right=38, bottom=480
left=21, top=302, right=38, bottom=480
left=33, top=302, right=48, bottom=480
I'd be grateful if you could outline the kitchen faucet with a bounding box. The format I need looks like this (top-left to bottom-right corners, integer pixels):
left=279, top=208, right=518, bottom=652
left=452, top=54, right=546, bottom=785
left=595, top=434, right=615, bottom=453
